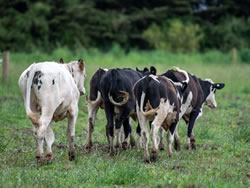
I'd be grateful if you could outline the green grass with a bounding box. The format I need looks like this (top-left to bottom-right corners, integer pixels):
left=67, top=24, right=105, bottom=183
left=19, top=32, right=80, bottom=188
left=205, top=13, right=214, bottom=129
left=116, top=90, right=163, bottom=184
left=0, top=49, right=249, bottom=187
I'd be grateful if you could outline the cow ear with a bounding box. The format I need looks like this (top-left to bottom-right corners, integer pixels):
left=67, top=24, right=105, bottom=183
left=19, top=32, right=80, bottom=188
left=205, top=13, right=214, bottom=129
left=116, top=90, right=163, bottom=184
left=59, top=58, right=64, bottom=64
left=150, top=66, right=157, bottom=75
left=143, top=67, right=149, bottom=72
left=78, top=59, right=85, bottom=71
left=213, top=83, right=225, bottom=90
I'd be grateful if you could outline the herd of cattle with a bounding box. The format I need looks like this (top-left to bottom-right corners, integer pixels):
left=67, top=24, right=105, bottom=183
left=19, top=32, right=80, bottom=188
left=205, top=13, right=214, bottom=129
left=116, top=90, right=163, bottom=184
left=18, top=59, right=225, bottom=163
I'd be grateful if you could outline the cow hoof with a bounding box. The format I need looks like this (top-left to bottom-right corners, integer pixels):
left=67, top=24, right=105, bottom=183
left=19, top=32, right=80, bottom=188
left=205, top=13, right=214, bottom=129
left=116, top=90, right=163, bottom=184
left=144, top=158, right=151, bottom=163
left=68, top=151, right=75, bottom=161
left=122, top=141, right=128, bottom=150
left=168, top=153, right=172, bottom=158
left=45, top=153, right=53, bottom=165
left=174, top=142, right=181, bottom=151
left=190, top=137, right=196, bottom=150
left=115, top=143, right=122, bottom=149
left=159, top=144, right=164, bottom=151
left=150, top=150, right=158, bottom=162
left=190, top=136, right=196, bottom=142
left=191, top=144, right=196, bottom=150
left=85, top=144, right=92, bottom=153
left=109, top=148, right=115, bottom=156
left=130, top=137, right=136, bottom=147
left=36, top=155, right=43, bottom=164
left=150, top=153, right=158, bottom=162
left=45, top=152, right=53, bottom=161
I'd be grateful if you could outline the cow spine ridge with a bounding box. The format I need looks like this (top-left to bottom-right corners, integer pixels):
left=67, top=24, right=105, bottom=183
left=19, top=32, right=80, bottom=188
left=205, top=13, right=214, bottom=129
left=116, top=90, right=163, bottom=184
left=108, top=69, right=129, bottom=106
left=25, top=64, right=40, bottom=126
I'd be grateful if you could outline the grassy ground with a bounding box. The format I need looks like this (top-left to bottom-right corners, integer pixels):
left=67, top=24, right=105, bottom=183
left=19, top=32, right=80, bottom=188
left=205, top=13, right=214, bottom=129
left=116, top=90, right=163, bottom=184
left=0, top=49, right=249, bottom=187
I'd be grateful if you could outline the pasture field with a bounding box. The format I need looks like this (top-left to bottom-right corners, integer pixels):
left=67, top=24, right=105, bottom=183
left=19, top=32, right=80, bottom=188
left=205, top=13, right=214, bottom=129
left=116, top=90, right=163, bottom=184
left=0, top=49, right=249, bottom=187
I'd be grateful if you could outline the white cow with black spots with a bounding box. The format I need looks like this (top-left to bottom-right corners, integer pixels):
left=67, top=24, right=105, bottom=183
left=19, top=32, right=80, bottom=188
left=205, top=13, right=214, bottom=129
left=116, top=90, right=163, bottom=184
left=18, top=59, right=86, bottom=163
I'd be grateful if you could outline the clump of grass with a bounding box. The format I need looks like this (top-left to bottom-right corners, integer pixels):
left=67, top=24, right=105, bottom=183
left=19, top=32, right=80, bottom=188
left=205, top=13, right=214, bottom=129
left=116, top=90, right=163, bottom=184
left=233, top=124, right=250, bottom=143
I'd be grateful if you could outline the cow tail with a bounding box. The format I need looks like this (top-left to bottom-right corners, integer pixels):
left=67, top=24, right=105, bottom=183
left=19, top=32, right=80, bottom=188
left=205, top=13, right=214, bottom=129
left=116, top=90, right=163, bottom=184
left=108, top=70, right=129, bottom=106
left=140, top=76, right=158, bottom=116
left=140, top=89, right=146, bottom=113
left=25, top=65, right=40, bottom=126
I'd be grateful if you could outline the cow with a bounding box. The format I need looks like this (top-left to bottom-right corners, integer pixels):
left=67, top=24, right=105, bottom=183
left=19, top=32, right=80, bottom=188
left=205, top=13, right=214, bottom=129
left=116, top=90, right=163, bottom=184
left=133, top=68, right=189, bottom=162
left=99, top=67, right=156, bottom=155
left=18, top=59, right=86, bottom=163
left=162, top=69, right=225, bottom=150
left=85, top=68, right=131, bottom=151
left=85, top=68, right=107, bottom=152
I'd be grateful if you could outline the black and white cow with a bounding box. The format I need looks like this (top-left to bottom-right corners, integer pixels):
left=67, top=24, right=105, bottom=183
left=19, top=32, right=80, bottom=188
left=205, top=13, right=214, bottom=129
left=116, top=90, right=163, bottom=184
left=99, top=67, right=155, bottom=154
left=133, top=68, right=189, bottom=162
left=162, top=70, right=225, bottom=150
left=18, top=59, right=86, bottom=163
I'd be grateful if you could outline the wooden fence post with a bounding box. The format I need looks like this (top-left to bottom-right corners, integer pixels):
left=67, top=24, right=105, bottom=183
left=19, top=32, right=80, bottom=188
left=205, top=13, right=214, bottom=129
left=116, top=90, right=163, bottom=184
left=2, top=51, right=9, bottom=84
left=232, top=48, right=237, bottom=65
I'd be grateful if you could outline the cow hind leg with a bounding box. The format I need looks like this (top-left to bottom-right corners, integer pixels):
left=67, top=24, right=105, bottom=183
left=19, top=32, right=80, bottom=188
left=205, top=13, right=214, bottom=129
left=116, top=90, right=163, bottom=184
left=36, top=108, right=53, bottom=163
left=45, top=123, right=54, bottom=164
left=114, top=106, right=131, bottom=151
left=105, top=123, right=110, bottom=145
left=67, top=107, right=78, bottom=161
left=151, top=115, right=167, bottom=162
left=104, top=101, right=115, bottom=155
left=159, top=127, right=165, bottom=151
left=186, top=111, right=199, bottom=150
left=174, top=124, right=181, bottom=151
left=141, top=124, right=150, bottom=162
left=121, top=118, right=131, bottom=150
left=167, top=122, right=178, bottom=157
left=129, top=118, right=136, bottom=148
left=114, top=120, right=122, bottom=150
left=34, top=112, right=53, bottom=164
left=190, top=134, right=196, bottom=150
left=85, top=101, right=100, bottom=152
left=137, top=111, right=150, bottom=163
left=34, top=125, right=44, bottom=164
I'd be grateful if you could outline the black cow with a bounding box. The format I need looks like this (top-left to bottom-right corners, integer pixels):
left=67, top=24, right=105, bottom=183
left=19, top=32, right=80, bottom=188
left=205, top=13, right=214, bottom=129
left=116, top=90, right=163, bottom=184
left=133, top=68, right=189, bottom=162
left=100, top=67, right=156, bottom=154
left=162, top=69, right=225, bottom=150
left=85, top=68, right=137, bottom=152
left=85, top=68, right=108, bottom=152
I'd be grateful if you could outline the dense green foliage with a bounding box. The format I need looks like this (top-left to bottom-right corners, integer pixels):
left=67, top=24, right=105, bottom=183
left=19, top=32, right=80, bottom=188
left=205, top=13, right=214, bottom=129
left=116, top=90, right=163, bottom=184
left=1, top=0, right=250, bottom=52
left=0, top=50, right=249, bottom=187
left=142, top=20, right=203, bottom=52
